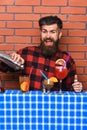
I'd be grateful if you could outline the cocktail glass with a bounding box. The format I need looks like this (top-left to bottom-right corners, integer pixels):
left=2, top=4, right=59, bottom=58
left=55, top=59, right=69, bottom=94
left=42, top=79, right=54, bottom=94
left=19, top=75, right=30, bottom=92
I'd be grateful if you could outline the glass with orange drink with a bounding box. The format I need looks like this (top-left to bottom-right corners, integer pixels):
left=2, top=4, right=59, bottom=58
left=19, top=75, right=30, bottom=92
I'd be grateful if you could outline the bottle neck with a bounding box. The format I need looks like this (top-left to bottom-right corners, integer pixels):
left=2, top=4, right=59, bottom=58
left=74, top=74, right=78, bottom=82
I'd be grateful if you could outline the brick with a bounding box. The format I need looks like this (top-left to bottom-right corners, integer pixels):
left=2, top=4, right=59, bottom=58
left=70, top=53, right=84, bottom=59
left=33, top=22, right=39, bottom=29
left=68, top=46, right=87, bottom=52
left=60, top=37, right=84, bottom=44
left=76, top=68, right=84, bottom=74
left=7, top=6, right=32, bottom=13
left=42, top=0, right=67, bottom=6
left=34, top=7, right=59, bottom=13
left=0, top=14, right=13, bottom=20
left=0, top=44, right=13, bottom=51
left=69, top=0, right=87, bottom=6
left=69, top=15, right=87, bottom=22
left=86, top=53, right=87, bottom=59
left=0, top=36, right=4, bottom=43
left=15, top=0, right=40, bottom=5
left=15, top=14, right=40, bottom=20
left=14, top=44, right=30, bottom=51
left=7, top=21, right=32, bottom=28
left=75, top=60, right=87, bottom=67
left=0, top=22, right=5, bottom=28
left=0, top=29, right=14, bottom=35
left=0, top=0, right=14, bottom=5
left=6, top=36, right=30, bottom=43
left=69, top=30, right=87, bottom=36
left=61, top=7, right=86, bottom=14
left=59, top=45, right=67, bottom=51
left=32, top=37, right=40, bottom=44
left=79, top=75, right=87, bottom=82
left=62, top=30, right=68, bottom=36
left=64, top=22, right=85, bottom=29
left=83, top=83, right=87, bottom=91
left=85, top=68, right=87, bottom=74
left=0, top=6, right=5, bottom=12
left=86, top=38, right=87, bottom=44
left=16, top=29, right=40, bottom=36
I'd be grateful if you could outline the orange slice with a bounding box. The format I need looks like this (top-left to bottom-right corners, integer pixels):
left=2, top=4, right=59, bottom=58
left=55, top=59, right=65, bottom=66
left=20, top=81, right=29, bottom=91
left=49, top=77, right=58, bottom=83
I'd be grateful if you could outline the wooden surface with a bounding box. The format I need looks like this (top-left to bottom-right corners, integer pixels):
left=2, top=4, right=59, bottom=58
left=0, top=71, right=21, bottom=90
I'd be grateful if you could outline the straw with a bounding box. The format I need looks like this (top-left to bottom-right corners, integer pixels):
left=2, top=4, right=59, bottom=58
left=40, top=70, right=48, bottom=80
left=29, top=66, right=33, bottom=77
left=63, top=54, right=70, bottom=68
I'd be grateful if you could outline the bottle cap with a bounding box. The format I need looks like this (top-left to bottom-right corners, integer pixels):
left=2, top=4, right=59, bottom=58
left=74, top=74, right=78, bottom=82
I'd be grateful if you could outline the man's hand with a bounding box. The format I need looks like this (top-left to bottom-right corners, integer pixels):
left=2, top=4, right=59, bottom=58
left=10, top=52, right=24, bottom=64
left=72, top=82, right=83, bottom=92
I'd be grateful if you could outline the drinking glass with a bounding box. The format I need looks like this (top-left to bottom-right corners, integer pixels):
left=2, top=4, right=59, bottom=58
left=55, top=59, right=68, bottom=94
left=42, top=79, right=54, bottom=94
left=19, top=75, right=30, bottom=92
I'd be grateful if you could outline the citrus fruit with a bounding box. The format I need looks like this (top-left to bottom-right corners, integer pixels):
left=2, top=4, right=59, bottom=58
left=55, top=59, right=65, bottom=66
left=20, top=81, right=29, bottom=91
left=49, top=77, right=58, bottom=82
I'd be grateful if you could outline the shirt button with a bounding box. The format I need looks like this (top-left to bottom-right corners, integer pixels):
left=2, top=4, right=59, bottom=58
left=44, top=68, right=48, bottom=71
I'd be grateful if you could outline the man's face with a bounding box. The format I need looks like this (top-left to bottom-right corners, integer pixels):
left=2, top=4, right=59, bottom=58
left=40, top=24, right=60, bottom=57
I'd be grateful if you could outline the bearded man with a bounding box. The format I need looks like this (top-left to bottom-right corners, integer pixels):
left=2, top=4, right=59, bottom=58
left=0, top=16, right=83, bottom=92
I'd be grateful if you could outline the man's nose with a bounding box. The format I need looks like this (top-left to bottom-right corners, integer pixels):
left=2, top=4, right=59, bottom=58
left=46, top=32, right=51, bottom=38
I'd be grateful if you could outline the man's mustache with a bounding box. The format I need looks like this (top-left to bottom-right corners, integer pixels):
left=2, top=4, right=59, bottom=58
left=44, top=38, right=53, bottom=42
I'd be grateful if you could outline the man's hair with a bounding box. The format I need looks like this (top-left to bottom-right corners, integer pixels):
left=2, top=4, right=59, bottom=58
left=39, top=15, right=63, bottom=30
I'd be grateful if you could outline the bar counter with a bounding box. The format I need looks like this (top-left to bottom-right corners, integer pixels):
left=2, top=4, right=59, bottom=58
left=0, top=90, right=87, bottom=130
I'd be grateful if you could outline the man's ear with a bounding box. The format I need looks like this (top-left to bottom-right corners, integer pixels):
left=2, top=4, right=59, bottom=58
left=59, top=32, right=62, bottom=39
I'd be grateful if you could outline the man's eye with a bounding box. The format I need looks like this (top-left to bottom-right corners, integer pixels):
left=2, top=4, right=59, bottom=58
left=51, top=31, right=56, bottom=33
left=42, top=30, right=47, bottom=33
left=41, top=30, right=57, bottom=34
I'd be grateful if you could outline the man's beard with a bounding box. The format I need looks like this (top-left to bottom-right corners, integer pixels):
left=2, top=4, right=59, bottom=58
left=40, top=38, right=59, bottom=58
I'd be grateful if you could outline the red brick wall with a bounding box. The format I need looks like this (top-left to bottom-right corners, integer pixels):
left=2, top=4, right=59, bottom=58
left=0, top=0, right=87, bottom=89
